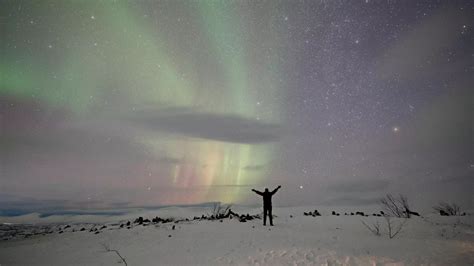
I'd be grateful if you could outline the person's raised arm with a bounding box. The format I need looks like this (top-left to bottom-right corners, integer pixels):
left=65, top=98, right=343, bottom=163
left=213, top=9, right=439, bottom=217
left=252, top=189, right=263, bottom=196
left=271, top=185, right=282, bottom=195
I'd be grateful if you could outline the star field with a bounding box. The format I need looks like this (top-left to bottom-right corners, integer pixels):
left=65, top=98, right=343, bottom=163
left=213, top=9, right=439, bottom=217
left=1, top=1, right=472, bottom=210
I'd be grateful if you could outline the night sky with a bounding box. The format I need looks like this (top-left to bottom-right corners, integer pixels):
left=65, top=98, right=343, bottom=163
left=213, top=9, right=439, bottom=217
left=1, top=1, right=472, bottom=211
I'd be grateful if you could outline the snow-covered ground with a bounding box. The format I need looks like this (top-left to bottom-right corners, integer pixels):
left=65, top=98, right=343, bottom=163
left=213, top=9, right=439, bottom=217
left=1, top=206, right=473, bottom=265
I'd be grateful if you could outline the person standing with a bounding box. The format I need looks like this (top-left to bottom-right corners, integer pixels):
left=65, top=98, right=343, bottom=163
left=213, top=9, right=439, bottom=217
left=251, top=185, right=281, bottom=226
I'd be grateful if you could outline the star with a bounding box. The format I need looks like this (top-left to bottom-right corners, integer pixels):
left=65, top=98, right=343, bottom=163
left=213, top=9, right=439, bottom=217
left=392, top=126, right=399, bottom=133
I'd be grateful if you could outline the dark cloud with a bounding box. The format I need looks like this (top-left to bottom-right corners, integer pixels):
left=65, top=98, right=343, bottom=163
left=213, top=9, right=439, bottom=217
left=129, top=108, right=282, bottom=144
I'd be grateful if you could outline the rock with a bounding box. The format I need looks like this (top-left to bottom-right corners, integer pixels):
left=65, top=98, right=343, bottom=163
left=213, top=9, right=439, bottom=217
left=80, top=228, right=86, bottom=231
left=440, top=210, right=449, bottom=216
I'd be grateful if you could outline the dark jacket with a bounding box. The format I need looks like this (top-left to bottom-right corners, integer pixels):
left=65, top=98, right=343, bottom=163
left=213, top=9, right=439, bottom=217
left=253, top=186, right=281, bottom=207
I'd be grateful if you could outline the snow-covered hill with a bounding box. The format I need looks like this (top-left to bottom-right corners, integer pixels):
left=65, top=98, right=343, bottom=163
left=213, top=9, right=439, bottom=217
left=1, top=206, right=473, bottom=265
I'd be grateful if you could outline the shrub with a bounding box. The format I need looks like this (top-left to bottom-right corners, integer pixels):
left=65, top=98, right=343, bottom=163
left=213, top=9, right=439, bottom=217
left=433, top=202, right=462, bottom=216
left=380, top=194, right=412, bottom=218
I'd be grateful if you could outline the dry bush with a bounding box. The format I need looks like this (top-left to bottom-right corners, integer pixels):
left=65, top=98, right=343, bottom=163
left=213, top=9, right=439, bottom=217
left=385, top=216, right=407, bottom=239
left=361, top=217, right=407, bottom=239
left=210, top=203, right=232, bottom=217
left=433, top=202, right=462, bottom=216
left=361, top=220, right=381, bottom=236
left=380, top=194, right=411, bottom=218
left=101, top=243, right=128, bottom=266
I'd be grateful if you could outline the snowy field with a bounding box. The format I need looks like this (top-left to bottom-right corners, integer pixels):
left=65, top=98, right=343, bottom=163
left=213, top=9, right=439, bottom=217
left=1, top=206, right=473, bottom=265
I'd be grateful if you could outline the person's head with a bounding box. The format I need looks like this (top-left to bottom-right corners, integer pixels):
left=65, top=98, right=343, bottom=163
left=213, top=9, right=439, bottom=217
left=265, top=188, right=269, bottom=192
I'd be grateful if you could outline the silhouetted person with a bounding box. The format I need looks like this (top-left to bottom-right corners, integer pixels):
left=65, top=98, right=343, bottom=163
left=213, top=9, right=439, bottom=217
left=252, top=185, right=281, bottom=226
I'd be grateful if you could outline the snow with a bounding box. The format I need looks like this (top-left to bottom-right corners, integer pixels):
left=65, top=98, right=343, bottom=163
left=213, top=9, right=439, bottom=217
left=1, top=206, right=473, bottom=265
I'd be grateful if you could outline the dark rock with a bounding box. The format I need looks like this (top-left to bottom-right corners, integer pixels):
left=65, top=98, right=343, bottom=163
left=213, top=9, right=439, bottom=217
left=80, top=228, right=86, bottom=231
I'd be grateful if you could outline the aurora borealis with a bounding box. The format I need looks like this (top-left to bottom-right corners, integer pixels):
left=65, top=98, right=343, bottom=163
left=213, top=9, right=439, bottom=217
left=1, top=1, right=472, bottom=211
